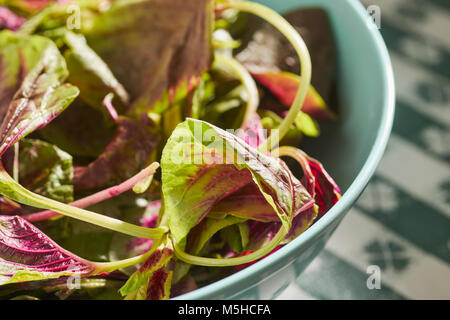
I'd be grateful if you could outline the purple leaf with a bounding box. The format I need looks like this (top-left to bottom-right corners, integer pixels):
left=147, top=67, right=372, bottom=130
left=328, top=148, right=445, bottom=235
left=0, top=215, right=96, bottom=285
left=84, top=0, right=213, bottom=114
left=237, top=112, right=266, bottom=148
left=0, top=31, right=79, bottom=157
left=161, top=119, right=314, bottom=243
left=252, top=72, right=336, bottom=121
left=120, top=239, right=173, bottom=300
left=281, top=147, right=341, bottom=217
left=0, top=6, right=25, bottom=31
left=146, top=266, right=172, bottom=300
left=73, top=115, right=159, bottom=191
left=307, top=156, right=341, bottom=216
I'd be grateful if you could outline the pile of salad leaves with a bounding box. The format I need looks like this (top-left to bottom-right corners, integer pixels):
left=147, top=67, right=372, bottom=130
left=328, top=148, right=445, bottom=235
left=0, top=0, right=341, bottom=300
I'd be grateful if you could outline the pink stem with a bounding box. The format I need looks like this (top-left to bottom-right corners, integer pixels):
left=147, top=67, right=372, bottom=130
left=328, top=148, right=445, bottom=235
left=23, top=163, right=159, bottom=223
left=103, top=93, right=119, bottom=122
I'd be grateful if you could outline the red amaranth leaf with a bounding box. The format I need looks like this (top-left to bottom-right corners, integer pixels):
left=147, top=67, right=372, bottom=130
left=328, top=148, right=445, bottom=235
left=253, top=72, right=335, bottom=121
left=236, top=8, right=336, bottom=106
left=307, top=157, right=341, bottom=216
left=0, top=215, right=96, bottom=285
left=0, top=6, right=25, bottom=31
left=120, top=239, right=174, bottom=300
left=84, top=0, right=213, bottom=114
left=161, top=119, right=314, bottom=244
left=283, top=148, right=341, bottom=216
left=147, top=266, right=172, bottom=300
left=73, top=115, right=159, bottom=191
left=237, top=112, right=266, bottom=148
left=0, top=31, right=79, bottom=157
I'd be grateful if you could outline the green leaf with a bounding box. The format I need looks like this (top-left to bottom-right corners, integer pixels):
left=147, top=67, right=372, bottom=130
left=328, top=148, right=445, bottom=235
left=19, top=138, right=74, bottom=203
left=186, top=215, right=245, bottom=255
left=0, top=30, right=79, bottom=156
left=83, top=0, right=213, bottom=114
left=161, top=118, right=314, bottom=244
left=120, top=239, right=173, bottom=300
left=63, top=30, right=129, bottom=112
left=294, top=111, right=320, bottom=137
left=221, top=222, right=249, bottom=254
left=259, top=109, right=303, bottom=146
left=38, top=100, right=115, bottom=158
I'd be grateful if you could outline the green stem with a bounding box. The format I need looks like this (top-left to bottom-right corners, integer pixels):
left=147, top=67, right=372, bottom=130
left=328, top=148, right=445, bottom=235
left=96, top=254, right=146, bottom=273
left=222, top=0, right=312, bottom=152
left=95, top=237, right=163, bottom=273
left=173, top=224, right=287, bottom=267
left=0, top=169, right=167, bottom=240
left=213, top=54, right=260, bottom=126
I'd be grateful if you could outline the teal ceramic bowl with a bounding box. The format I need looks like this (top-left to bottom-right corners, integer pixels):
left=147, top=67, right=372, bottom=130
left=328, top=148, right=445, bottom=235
left=177, top=0, right=395, bottom=299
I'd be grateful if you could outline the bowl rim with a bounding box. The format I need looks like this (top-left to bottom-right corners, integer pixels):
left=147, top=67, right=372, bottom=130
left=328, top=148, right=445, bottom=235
left=176, top=0, right=396, bottom=300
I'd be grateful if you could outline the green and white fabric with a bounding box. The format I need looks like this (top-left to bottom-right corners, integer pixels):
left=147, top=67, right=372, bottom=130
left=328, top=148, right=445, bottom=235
left=278, top=0, right=450, bottom=300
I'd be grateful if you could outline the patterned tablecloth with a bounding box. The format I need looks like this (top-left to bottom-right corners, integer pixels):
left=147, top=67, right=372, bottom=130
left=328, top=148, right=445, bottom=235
left=278, top=0, right=450, bottom=300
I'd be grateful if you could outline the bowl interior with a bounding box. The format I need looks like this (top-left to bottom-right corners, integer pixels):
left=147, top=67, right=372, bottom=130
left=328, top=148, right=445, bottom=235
left=260, top=0, right=391, bottom=192
left=177, top=0, right=395, bottom=299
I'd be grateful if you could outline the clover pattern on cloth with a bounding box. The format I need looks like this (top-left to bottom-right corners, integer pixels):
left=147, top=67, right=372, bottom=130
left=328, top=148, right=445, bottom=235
left=364, top=240, right=411, bottom=273
left=278, top=0, right=450, bottom=300
left=356, top=179, right=400, bottom=214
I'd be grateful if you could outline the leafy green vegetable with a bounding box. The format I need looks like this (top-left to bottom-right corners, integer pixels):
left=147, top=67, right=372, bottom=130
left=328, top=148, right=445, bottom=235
left=236, top=8, right=336, bottom=106
left=0, top=30, right=79, bottom=156
left=120, top=238, right=173, bottom=300
left=186, top=215, right=246, bottom=256
left=83, top=0, right=214, bottom=115
left=38, top=100, right=115, bottom=158
left=63, top=30, right=129, bottom=112
left=207, top=183, right=280, bottom=222
left=73, top=116, right=159, bottom=191
left=0, top=215, right=96, bottom=285
left=221, top=222, right=249, bottom=253
left=259, top=109, right=303, bottom=146
left=19, top=138, right=73, bottom=203
left=0, top=0, right=342, bottom=300
left=161, top=118, right=314, bottom=244
left=253, top=72, right=335, bottom=122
